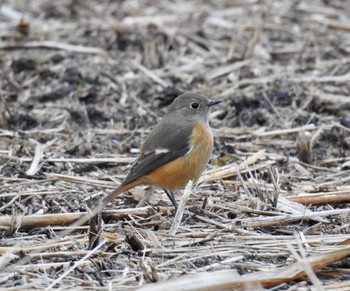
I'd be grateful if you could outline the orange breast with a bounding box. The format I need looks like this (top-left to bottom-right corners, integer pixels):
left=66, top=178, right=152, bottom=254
left=143, top=122, right=213, bottom=191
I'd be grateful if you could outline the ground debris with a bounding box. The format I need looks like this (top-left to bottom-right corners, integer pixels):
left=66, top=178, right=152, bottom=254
left=1, top=0, right=350, bottom=290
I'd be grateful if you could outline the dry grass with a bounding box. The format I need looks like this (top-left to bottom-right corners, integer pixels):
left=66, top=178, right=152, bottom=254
left=1, top=0, right=350, bottom=290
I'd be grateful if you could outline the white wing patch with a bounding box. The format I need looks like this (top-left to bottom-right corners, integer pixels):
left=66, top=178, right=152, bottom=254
left=155, top=148, right=170, bottom=155
left=184, top=145, right=194, bottom=156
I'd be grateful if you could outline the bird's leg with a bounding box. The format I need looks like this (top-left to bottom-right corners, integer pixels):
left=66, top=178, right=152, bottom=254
left=163, top=189, right=178, bottom=212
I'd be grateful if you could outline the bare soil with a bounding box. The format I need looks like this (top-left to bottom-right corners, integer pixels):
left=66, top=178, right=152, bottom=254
left=0, top=0, right=350, bottom=290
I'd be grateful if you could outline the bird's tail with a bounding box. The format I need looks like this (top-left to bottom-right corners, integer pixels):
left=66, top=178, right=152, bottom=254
left=102, top=179, right=141, bottom=207
left=68, top=180, right=142, bottom=232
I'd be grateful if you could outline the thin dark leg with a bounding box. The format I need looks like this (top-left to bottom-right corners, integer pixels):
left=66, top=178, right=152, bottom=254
left=163, top=189, right=178, bottom=212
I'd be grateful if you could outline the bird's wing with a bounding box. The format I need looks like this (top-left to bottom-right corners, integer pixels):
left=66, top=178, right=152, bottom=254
left=122, top=118, right=194, bottom=185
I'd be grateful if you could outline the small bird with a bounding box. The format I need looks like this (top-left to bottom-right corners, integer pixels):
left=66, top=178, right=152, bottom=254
left=102, top=92, right=221, bottom=210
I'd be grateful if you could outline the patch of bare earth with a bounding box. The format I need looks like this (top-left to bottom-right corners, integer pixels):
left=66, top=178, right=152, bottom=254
left=0, top=0, right=349, bottom=290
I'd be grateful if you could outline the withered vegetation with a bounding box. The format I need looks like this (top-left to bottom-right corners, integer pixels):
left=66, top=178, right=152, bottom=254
left=0, top=0, right=350, bottom=290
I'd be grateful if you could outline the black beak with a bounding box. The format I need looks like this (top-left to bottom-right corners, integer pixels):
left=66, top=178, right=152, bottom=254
left=207, top=100, right=222, bottom=107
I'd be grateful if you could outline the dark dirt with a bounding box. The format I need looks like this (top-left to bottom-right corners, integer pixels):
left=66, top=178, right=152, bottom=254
left=1, top=0, right=350, bottom=290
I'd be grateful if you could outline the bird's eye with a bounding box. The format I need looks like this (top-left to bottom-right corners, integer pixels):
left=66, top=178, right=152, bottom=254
left=190, top=102, right=200, bottom=110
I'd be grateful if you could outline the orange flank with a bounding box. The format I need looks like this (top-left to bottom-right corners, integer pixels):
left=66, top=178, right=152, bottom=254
left=102, top=122, right=213, bottom=206
left=144, top=122, right=213, bottom=190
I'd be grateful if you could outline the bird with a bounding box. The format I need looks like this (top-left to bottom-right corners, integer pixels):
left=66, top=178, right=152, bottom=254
left=102, top=92, right=221, bottom=211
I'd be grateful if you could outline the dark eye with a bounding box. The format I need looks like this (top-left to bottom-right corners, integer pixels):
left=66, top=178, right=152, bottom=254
left=190, top=102, right=200, bottom=110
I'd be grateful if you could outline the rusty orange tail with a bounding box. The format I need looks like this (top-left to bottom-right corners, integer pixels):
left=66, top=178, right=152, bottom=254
left=102, top=179, right=142, bottom=207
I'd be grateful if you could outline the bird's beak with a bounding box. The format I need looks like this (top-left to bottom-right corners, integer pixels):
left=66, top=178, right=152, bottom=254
left=207, top=100, right=222, bottom=107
